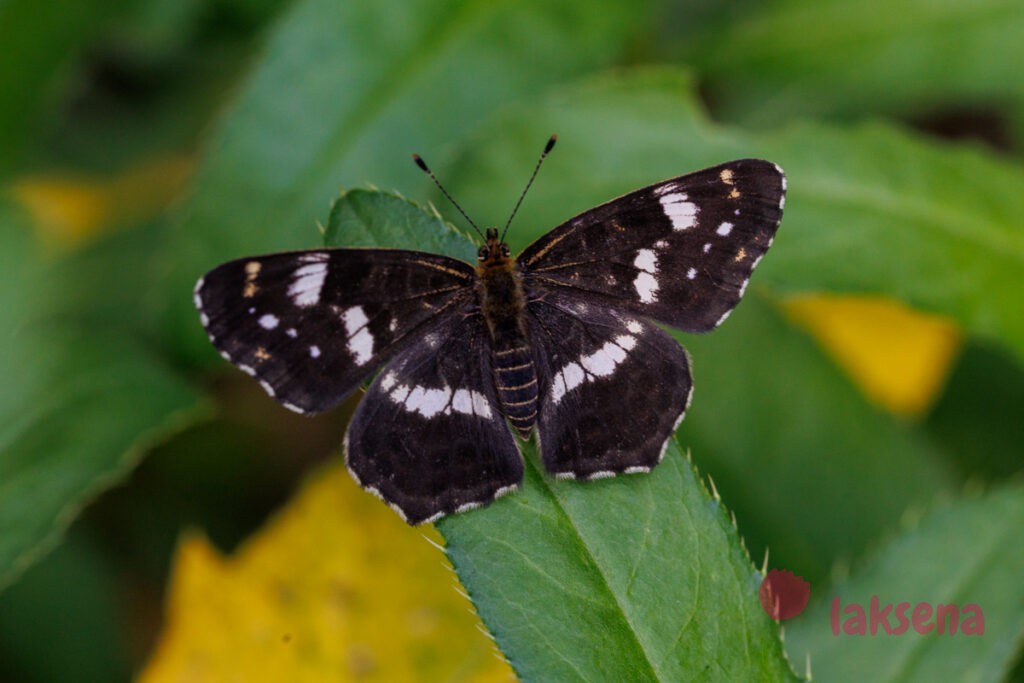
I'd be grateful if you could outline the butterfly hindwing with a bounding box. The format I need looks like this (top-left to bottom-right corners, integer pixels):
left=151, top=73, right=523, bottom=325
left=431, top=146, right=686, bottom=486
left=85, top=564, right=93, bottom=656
left=344, top=311, right=523, bottom=524
left=195, top=249, right=474, bottom=413
left=518, top=159, right=785, bottom=332
left=527, top=291, right=692, bottom=479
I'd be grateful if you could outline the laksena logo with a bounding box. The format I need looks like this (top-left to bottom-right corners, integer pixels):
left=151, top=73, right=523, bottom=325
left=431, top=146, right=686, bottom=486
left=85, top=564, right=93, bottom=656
left=759, top=570, right=985, bottom=636
left=831, top=596, right=985, bottom=636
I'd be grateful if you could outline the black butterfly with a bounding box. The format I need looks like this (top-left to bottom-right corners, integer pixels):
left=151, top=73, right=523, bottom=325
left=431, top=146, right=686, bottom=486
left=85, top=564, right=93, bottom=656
left=194, top=136, right=785, bottom=524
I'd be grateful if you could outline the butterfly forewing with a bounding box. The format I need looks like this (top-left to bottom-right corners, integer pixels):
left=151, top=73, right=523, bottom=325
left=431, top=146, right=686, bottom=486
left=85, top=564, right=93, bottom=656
left=518, top=159, right=785, bottom=332
left=527, top=292, right=692, bottom=479
left=195, top=249, right=475, bottom=413
left=345, top=311, right=522, bottom=524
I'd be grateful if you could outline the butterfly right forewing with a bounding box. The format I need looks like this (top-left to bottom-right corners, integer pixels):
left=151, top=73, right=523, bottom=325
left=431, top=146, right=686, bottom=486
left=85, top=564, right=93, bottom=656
left=518, top=159, right=785, bottom=332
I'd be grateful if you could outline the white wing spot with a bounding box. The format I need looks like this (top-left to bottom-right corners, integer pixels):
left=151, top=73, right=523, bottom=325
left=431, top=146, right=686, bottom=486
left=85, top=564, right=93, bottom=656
left=390, top=384, right=411, bottom=404
left=342, top=306, right=374, bottom=365
left=193, top=277, right=205, bottom=309
left=550, top=335, right=635, bottom=404
left=286, top=328, right=298, bottom=338
left=258, top=313, right=279, bottom=330
left=717, top=222, right=734, bottom=237
left=450, top=388, right=493, bottom=419
left=259, top=379, right=276, bottom=397
left=562, top=363, right=585, bottom=393
left=626, top=319, right=642, bottom=334
left=551, top=373, right=568, bottom=404
left=580, top=342, right=624, bottom=377
left=703, top=242, right=712, bottom=253
left=687, top=267, right=697, bottom=280
left=451, top=388, right=473, bottom=414
left=654, top=240, right=669, bottom=249
left=659, top=192, right=698, bottom=231
left=470, top=391, right=492, bottom=419
left=634, top=272, right=659, bottom=303
left=632, top=249, right=659, bottom=303
left=633, top=249, right=658, bottom=273
left=288, top=259, right=328, bottom=307
left=404, top=386, right=451, bottom=419
left=381, top=372, right=397, bottom=391
left=309, top=345, right=321, bottom=358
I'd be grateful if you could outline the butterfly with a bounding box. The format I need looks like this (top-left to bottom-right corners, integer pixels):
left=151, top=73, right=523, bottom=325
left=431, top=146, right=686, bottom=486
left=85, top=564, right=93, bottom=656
left=194, top=135, right=786, bottom=524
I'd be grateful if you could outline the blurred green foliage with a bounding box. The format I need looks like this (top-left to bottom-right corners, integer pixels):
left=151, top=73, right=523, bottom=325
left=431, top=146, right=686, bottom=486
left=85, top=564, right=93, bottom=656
left=1, top=0, right=1022, bottom=680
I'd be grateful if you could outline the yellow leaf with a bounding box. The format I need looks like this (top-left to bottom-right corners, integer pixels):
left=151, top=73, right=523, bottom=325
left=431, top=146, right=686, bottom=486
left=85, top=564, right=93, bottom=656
left=8, top=155, right=192, bottom=251
left=783, top=294, right=961, bottom=417
left=139, top=461, right=516, bottom=683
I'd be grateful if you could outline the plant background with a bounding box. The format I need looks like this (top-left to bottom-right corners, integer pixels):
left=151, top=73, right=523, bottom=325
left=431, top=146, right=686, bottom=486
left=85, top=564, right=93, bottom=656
left=1, top=0, right=1022, bottom=681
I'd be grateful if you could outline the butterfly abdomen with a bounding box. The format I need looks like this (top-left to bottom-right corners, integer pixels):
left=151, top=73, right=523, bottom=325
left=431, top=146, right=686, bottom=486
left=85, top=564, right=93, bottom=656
left=493, top=342, right=538, bottom=438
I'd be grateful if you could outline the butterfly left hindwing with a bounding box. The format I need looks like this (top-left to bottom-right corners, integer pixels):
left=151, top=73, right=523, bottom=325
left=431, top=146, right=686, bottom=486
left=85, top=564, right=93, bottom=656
left=345, top=311, right=522, bottom=525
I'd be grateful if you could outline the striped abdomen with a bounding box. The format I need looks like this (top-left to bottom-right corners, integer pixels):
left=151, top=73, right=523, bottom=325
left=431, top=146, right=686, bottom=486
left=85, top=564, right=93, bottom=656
left=493, top=341, right=538, bottom=438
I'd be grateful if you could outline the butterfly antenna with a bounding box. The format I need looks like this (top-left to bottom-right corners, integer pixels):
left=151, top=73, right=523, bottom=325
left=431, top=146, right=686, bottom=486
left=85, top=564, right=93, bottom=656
left=501, top=134, right=557, bottom=242
left=412, top=153, right=485, bottom=240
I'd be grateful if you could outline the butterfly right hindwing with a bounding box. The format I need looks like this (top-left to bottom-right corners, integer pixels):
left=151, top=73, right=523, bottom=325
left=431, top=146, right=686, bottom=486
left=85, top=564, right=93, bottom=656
left=527, top=291, right=692, bottom=479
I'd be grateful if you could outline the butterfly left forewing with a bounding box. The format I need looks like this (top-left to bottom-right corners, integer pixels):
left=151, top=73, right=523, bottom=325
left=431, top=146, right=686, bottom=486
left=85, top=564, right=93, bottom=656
left=195, top=249, right=475, bottom=414
left=519, top=159, right=785, bottom=332
left=527, top=292, right=692, bottom=479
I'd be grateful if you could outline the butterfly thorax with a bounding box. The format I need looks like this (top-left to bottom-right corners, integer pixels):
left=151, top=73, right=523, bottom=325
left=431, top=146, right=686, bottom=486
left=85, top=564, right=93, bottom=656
left=477, top=227, right=537, bottom=437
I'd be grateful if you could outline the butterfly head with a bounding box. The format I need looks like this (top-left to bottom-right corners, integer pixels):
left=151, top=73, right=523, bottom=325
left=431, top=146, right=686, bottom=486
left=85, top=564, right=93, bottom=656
left=477, top=227, right=512, bottom=269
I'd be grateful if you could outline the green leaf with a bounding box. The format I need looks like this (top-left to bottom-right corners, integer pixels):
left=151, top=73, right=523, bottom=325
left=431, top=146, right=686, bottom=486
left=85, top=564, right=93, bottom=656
left=757, top=121, right=1024, bottom=359
left=0, top=532, right=129, bottom=681
left=0, top=0, right=134, bottom=176
left=926, top=343, right=1024, bottom=481
left=324, top=187, right=476, bottom=262
left=440, top=444, right=799, bottom=682
left=156, top=0, right=647, bottom=364
left=681, top=295, right=954, bottom=584
left=674, top=0, right=1024, bottom=127
left=786, top=484, right=1024, bottom=682
left=0, top=205, right=201, bottom=590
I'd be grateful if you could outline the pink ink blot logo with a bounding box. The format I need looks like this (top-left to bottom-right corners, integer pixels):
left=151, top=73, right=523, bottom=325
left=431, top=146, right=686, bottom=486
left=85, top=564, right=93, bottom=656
left=759, top=569, right=810, bottom=620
